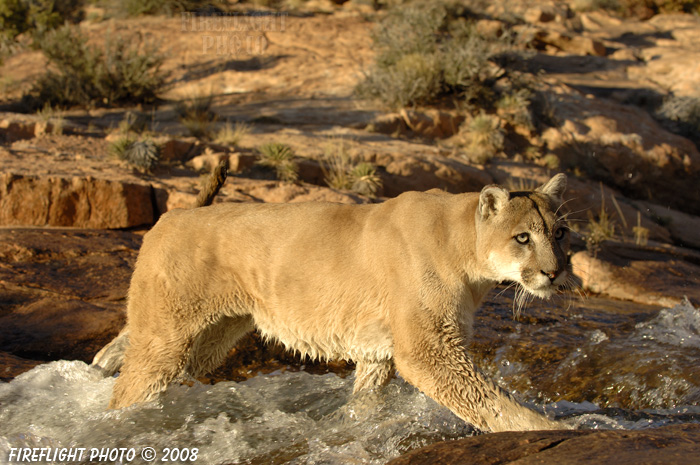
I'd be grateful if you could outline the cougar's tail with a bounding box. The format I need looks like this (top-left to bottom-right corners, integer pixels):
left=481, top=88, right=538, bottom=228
left=91, top=160, right=229, bottom=376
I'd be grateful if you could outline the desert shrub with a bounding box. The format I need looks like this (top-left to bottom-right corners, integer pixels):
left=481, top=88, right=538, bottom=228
left=27, top=25, right=165, bottom=108
left=0, top=0, right=83, bottom=40
left=355, top=3, right=506, bottom=109
left=110, top=136, right=161, bottom=172
left=119, top=0, right=215, bottom=17
left=458, top=112, right=504, bottom=164
left=497, top=88, right=534, bottom=129
left=656, top=95, right=700, bottom=145
left=257, top=142, right=299, bottom=183
left=175, top=94, right=218, bottom=139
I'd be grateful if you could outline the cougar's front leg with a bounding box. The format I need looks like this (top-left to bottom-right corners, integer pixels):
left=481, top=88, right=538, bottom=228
left=392, top=309, right=561, bottom=433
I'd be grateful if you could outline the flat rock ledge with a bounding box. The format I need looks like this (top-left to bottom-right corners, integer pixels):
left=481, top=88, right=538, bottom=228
left=388, top=424, right=700, bottom=465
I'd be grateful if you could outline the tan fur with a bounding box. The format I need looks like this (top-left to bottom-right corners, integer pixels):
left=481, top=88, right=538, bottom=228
left=105, top=174, right=571, bottom=432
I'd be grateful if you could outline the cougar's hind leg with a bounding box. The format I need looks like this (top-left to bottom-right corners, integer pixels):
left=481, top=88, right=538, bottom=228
left=353, top=360, right=395, bottom=393
left=186, top=315, right=255, bottom=378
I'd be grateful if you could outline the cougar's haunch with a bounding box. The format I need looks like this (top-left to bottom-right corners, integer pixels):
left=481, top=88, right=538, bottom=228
left=104, top=174, right=572, bottom=432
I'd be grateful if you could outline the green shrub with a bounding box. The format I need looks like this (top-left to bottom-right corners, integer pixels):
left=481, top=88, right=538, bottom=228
left=355, top=3, right=504, bottom=109
left=0, top=0, right=83, bottom=40
left=257, top=142, right=299, bottom=183
left=27, top=25, right=165, bottom=108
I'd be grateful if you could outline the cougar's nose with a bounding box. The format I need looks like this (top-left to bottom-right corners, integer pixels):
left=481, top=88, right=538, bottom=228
left=541, top=270, right=558, bottom=283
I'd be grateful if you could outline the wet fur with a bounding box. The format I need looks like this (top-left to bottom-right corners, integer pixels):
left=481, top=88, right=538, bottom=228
left=98, top=175, right=571, bottom=432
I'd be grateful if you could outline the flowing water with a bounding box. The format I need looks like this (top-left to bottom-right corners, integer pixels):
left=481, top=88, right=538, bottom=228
left=1, top=299, right=699, bottom=465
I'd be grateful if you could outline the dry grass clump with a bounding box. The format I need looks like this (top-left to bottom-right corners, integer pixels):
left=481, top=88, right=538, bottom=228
left=257, top=142, right=299, bottom=183
left=214, top=121, right=250, bottom=147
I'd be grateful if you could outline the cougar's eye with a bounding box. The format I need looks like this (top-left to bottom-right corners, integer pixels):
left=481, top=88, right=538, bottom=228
left=554, top=228, right=565, bottom=240
left=515, top=233, right=530, bottom=244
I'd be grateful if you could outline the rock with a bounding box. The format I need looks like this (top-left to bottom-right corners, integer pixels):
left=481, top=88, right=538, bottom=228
left=372, top=153, right=493, bottom=197
left=475, top=19, right=505, bottom=39
left=187, top=151, right=229, bottom=172
left=160, top=137, right=201, bottom=162
left=0, top=173, right=156, bottom=228
left=367, top=110, right=465, bottom=139
left=0, top=117, right=36, bottom=143
left=634, top=201, right=700, bottom=249
left=0, top=228, right=139, bottom=362
left=530, top=30, right=607, bottom=56
left=541, top=90, right=700, bottom=215
left=388, top=424, right=700, bottom=465
left=571, top=243, right=700, bottom=307
left=524, top=7, right=556, bottom=24
left=228, top=152, right=258, bottom=173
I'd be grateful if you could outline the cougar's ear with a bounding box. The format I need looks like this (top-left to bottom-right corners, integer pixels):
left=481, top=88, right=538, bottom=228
left=478, top=184, right=510, bottom=220
left=536, top=173, right=567, bottom=204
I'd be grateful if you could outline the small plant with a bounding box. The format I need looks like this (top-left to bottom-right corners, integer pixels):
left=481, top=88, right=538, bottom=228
left=28, top=25, right=165, bottom=108
left=117, top=111, right=150, bottom=135
left=459, top=112, right=504, bottom=164
left=257, top=142, right=299, bottom=183
left=214, top=121, right=250, bottom=146
left=35, top=102, right=65, bottom=135
left=176, top=94, right=218, bottom=139
left=656, top=95, right=700, bottom=145
left=497, top=88, right=534, bottom=129
left=110, top=136, right=161, bottom=173
left=633, top=211, right=649, bottom=246
left=321, top=140, right=382, bottom=197
left=586, top=190, right=616, bottom=252
left=349, top=162, right=382, bottom=198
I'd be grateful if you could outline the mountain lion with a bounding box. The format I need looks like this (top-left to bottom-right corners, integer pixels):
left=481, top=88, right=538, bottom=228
left=98, top=174, right=571, bottom=432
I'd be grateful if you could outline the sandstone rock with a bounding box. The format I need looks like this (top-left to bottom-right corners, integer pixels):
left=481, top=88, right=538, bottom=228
left=541, top=90, right=700, bottom=215
left=634, top=201, right=700, bottom=249
left=389, top=424, right=700, bottom=465
left=187, top=151, right=229, bottom=172
left=0, top=117, right=36, bottom=143
left=367, top=110, right=465, bottom=139
left=160, top=137, right=201, bottom=162
left=0, top=228, right=139, bottom=362
left=530, top=30, right=607, bottom=56
left=571, top=243, right=700, bottom=307
left=475, top=19, right=505, bottom=39
left=0, top=173, right=155, bottom=228
left=228, top=152, right=258, bottom=173
left=373, top=153, right=492, bottom=197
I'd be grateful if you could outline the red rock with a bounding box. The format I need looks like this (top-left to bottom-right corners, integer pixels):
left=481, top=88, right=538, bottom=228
left=388, top=424, right=700, bottom=465
left=0, top=173, right=155, bottom=228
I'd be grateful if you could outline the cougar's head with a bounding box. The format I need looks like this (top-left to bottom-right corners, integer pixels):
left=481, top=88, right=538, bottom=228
left=475, top=174, right=571, bottom=300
